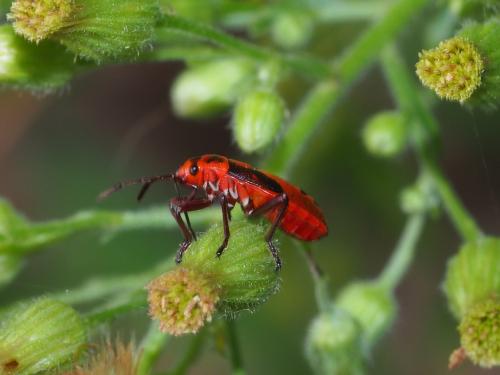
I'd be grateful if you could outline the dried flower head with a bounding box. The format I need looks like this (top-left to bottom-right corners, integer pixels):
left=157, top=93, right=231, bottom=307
left=8, top=0, right=74, bottom=43
left=147, top=267, right=219, bottom=336
left=416, top=37, right=484, bottom=103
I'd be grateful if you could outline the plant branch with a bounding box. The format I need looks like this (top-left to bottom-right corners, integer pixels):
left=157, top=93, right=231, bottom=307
left=380, top=45, right=483, bottom=243
left=378, top=213, right=426, bottom=290
left=155, top=14, right=330, bottom=79
left=265, top=0, right=430, bottom=175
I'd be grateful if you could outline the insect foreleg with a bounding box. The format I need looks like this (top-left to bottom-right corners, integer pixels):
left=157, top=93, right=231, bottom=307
left=169, top=196, right=212, bottom=264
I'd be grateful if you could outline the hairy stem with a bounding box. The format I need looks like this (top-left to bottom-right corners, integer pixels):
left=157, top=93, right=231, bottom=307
left=265, top=0, right=430, bottom=175
left=380, top=45, right=482, bottom=243
left=156, top=14, right=330, bottom=79
left=378, top=214, right=426, bottom=290
left=137, top=322, right=170, bottom=375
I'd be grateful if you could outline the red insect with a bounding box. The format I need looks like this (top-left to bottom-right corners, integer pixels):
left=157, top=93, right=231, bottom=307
left=99, top=154, right=328, bottom=270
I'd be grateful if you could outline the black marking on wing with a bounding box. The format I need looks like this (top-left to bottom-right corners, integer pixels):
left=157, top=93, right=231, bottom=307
left=228, top=161, right=283, bottom=194
left=204, top=155, right=225, bottom=163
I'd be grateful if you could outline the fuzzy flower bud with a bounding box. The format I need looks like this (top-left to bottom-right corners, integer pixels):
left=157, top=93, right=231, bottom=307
left=233, top=88, right=285, bottom=153
left=336, top=281, right=396, bottom=351
left=0, top=297, right=87, bottom=374
left=443, top=237, right=500, bottom=319
left=147, top=220, right=280, bottom=336
left=172, top=58, right=256, bottom=119
left=400, top=174, right=439, bottom=215
left=0, top=25, right=77, bottom=90
left=305, top=306, right=364, bottom=375
left=8, top=0, right=161, bottom=62
left=458, top=298, right=500, bottom=368
left=416, top=36, right=484, bottom=103
left=362, top=111, right=408, bottom=158
left=271, top=11, right=314, bottom=50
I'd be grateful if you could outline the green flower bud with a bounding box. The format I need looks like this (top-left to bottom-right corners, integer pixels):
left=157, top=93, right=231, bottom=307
left=336, top=281, right=396, bottom=351
left=8, top=0, right=161, bottom=62
left=171, top=58, right=256, bottom=119
left=400, top=174, right=439, bottom=215
left=362, top=111, right=408, bottom=158
left=271, top=11, right=314, bottom=50
left=147, top=220, right=280, bottom=335
left=0, top=25, right=77, bottom=90
left=443, top=237, right=500, bottom=319
left=458, top=297, right=500, bottom=368
left=305, top=306, right=364, bottom=375
left=416, top=37, right=484, bottom=103
left=233, top=88, right=285, bottom=154
left=457, top=18, right=500, bottom=109
left=0, top=297, right=87, bottom=374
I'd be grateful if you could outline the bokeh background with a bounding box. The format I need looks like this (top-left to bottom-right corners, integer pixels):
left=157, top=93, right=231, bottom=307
left=1, top=2, right=500, bottom=375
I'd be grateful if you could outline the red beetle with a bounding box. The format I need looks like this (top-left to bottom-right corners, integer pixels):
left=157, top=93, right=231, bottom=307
left=99, top=154, right=328, bottom=270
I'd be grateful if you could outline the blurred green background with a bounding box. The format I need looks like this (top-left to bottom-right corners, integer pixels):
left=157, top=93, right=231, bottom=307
left=1, top=1, right=500, bottom=374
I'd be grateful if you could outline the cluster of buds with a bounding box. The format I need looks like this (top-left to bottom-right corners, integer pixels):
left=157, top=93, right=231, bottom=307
left=147, top=220, right=281, bottom=336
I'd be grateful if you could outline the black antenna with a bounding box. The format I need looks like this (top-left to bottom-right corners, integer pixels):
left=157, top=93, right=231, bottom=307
left=98, top=174, right=175, bottom=201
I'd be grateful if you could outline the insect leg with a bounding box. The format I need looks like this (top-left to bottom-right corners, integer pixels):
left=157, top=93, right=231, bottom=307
left=169, top=196, right=212, bottom=264
left=184, top=188, right=199, bottom=241
left=215, top=195, right=231, bottom=258
left=247, top=193, right=288, bottom=270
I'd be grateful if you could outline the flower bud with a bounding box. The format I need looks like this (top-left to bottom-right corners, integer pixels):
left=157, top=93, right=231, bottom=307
left=0, top=297, right=87, bottom=374
left=399, top=175, right=439, bottom=215
left=305, top=305, right=364, bottom=375
left=362, top=111, right=408, bottom=158
left=336, top=281, right=396, bottom=351
left=233, top=88, right=285, bottom=153
left=171, top=58, right=256, bottom=119
left=8, top=0, right=161, bottom=62
left=271, top=11, right=314, bottom=50
left=416, top=37, right=483, bottom=103
left=443, top=237, right=500, bottom=319
left=458, top=297, right=499, bottom=368
left=147, top=220, right=280, bottom=335
left=0, top=25, right=77, bottom=90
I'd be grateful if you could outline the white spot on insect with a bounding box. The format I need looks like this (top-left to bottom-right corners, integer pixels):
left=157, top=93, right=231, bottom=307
left=208, top=193, right=214, bottom=201
left=242, top=197, right=250, bottom=207
left=223, top=188, right=228, bottom=196
left=229, top=186, right=238, bottom=200
left=203, top=181, right=208, bottom=190
left=228, top=203, right=234, bottom=208
left=209, top=181, right=219, bottom=191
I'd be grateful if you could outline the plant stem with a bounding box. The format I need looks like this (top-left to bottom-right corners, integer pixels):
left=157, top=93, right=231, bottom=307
left=265, top=0, right=430, bottom=175
left=226, top=320, right=245, bottom=375
left=378, top=214, right=425, bottom=290
left=165, top=331, right=206, bottom=375
left=380, top=45, right=483, bottom=243
left=137, top=322, right=170, bottom=375
left=156, top=14, right=330, bottom=79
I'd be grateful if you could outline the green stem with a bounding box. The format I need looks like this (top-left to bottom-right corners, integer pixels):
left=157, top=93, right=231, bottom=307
left=165, top=331, right=206, bottom=375
left=137, top=322, right=170, bottom=375
left=378, top=214, right=425, bottom=290
left=226, top=320, right=245, bottom=375
left=265, top=0, right=429, bottom=175
left=156, top=14, right=330, bottom=79
left=380, top=45, right=483, bottom=243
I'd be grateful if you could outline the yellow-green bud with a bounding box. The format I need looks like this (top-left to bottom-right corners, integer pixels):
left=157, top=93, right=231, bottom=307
left=458, top=297, right=500, bottom=368
left=336, top=281, right=396, bottom=351
left=305, top=306, right=364, bottom=375
left=443, top=237, right=500, bottom=319
left=8, top=0, right=161, bottom=62
left=362, top=111, right=408, bottom=158
left=400, top=175, right=439, bottom=215
left=0, top=25, right=77, bottom=90
left=0, top=297, right=87, bottom=374
left=271, top=11, right=314, bottom=50
left=8, top=0, right=73, bottom=43
left=172, top=59, right=256, bottom=119
left=147, top=220, right=280, bottom=335
left=416, top=37, right=484, bottom=103
left=233, top=88, right=285, bottom=153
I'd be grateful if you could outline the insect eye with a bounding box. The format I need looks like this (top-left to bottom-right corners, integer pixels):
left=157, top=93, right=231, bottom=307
left=189, top=164, right=199, bottom=176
